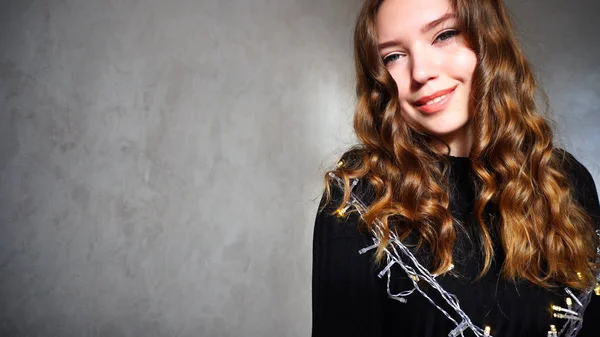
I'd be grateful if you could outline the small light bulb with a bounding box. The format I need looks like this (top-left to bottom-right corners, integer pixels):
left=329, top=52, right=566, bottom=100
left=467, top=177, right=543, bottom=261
left=594, top=283, right=600, bottom=296
left=577, top=272, right=583, bottom=279
left=566, top=297, right=573, bottom=309
left=336, top=160, right=344, bottom=168
left=410, top=275, right=420, bottom=282
left=484, top=326, right=491, bottom=337
left=548, top=325, right=558, bottom=337
left=336, top=204, right=351, bottom=217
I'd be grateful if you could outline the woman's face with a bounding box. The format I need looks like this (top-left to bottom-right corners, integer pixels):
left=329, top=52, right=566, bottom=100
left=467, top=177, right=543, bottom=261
left=376, top=0, right=477, bottom=149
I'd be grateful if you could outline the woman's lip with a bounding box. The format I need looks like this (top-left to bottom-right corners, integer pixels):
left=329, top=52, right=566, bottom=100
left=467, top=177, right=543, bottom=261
left=414, top=86, right=457, bottom=106
left=414, top=87, right=456, bottom=114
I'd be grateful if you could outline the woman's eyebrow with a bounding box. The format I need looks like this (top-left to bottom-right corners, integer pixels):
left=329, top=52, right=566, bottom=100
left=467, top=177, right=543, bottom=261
left=420, top=13, right=456, bottom=34
left=378, top=13, right=457, bottom=52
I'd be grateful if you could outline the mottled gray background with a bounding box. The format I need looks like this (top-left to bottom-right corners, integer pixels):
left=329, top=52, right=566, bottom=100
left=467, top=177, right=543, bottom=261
left=0, top=0, right=598, bottom=336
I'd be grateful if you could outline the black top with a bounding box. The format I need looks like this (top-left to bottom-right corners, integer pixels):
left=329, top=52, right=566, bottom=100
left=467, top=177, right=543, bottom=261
left=312, top=153, right=600, bottom=337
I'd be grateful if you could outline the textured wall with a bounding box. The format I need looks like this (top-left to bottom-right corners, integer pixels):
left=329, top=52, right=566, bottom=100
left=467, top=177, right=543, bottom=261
left=0, top=1, right=598, bottom=337
left=507, top=0, right=600, bottom=166
left=0, top=1, right=359, bottom=336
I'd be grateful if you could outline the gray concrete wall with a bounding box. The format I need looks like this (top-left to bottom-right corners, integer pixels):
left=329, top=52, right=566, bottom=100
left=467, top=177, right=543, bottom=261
left=507, top=0, right=600, bottom=164
left=0, top=1, right=597, bottom=336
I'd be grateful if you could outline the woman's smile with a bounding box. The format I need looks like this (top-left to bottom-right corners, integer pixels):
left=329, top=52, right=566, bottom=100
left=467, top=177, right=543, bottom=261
left=413, top=85, right=457, bottom=114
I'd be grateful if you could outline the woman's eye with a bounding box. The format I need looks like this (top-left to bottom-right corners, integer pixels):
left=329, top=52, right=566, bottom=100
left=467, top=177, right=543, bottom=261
left=383, top=53, right=403, bottom=65
left=435, top=29, right=460, bottom=43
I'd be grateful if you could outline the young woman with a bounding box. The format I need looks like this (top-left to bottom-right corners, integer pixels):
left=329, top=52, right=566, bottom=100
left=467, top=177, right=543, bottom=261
left=311, top=0, right=600, bottom=336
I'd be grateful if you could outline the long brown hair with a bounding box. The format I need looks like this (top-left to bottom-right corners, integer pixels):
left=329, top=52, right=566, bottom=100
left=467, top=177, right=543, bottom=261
left=323, top=0, right=598, bottom=290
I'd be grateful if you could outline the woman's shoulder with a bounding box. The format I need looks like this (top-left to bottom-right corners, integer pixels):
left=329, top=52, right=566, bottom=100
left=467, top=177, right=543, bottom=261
left=329, top=147, right=376, bottom=199
left=314, top=149, right=375, bottom=240
left=555, top=149, right=598, bottom=194
left=315, top=187, right=373, bottom=241
left=555, top=148, right=600, bottom=225
left=555, top=148, right=594, bottom=176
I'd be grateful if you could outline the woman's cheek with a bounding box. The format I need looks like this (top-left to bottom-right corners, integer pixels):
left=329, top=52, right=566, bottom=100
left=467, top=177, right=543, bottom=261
left=449, top=47, right=478, bottom=78
left=390, top=70, right=410, bottom=101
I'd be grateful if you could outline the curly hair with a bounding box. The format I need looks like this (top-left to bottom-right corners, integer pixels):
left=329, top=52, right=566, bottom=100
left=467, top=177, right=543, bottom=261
left=322, top=0, right=598, bottom=290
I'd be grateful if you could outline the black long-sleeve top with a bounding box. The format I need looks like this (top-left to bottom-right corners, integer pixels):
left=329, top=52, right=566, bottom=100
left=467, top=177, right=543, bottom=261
left=312, top=153, right=600, bottom=337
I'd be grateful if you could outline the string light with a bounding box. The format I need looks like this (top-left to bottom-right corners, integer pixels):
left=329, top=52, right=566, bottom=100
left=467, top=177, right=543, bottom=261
left=564, top=288, right=583, bottom=308
left=556, top=285, right=594, bottom=336
left=551, top=305, right=579, bottom=316
left=553, top=313, right=582, bottom=322
left=337, top=160, right=344, bottom=168
left=336, top=204, right=350, bottom=217
left=335, top=179, right=359, bottom=218
left=330, top=173, right=491, bottom=337
left=327, top=173, right=599, bottom=337
left=548, top=325, right=558, bottom=337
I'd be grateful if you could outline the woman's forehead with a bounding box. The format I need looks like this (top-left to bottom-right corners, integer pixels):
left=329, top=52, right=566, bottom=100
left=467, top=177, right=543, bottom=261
left=376, top=0, right=456, bottom=41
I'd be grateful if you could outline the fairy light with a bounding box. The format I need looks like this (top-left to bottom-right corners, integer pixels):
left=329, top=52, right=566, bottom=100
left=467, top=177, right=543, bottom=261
left=557, top=286, right=595, bottom=336
left=326, top=173, right=599, bottom=337
left=336, top=204, right=351, bottom=217
left=564, top=288, right=583, bottom=307
left=336, top=160, right=344, bottom=168
left=554, top=313, right=583, bottom=321
left=551, top=304, right=579, bottom=316
left=329, top=173, right=491, bottom=337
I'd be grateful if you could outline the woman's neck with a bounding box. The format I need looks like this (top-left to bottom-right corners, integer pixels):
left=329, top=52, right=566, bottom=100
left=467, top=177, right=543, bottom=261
left=435, top=121, right=473, bottom=157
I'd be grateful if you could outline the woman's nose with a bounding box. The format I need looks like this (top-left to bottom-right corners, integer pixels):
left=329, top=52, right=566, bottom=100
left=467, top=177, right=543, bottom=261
left=410, top=48, right=440, bottom=85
